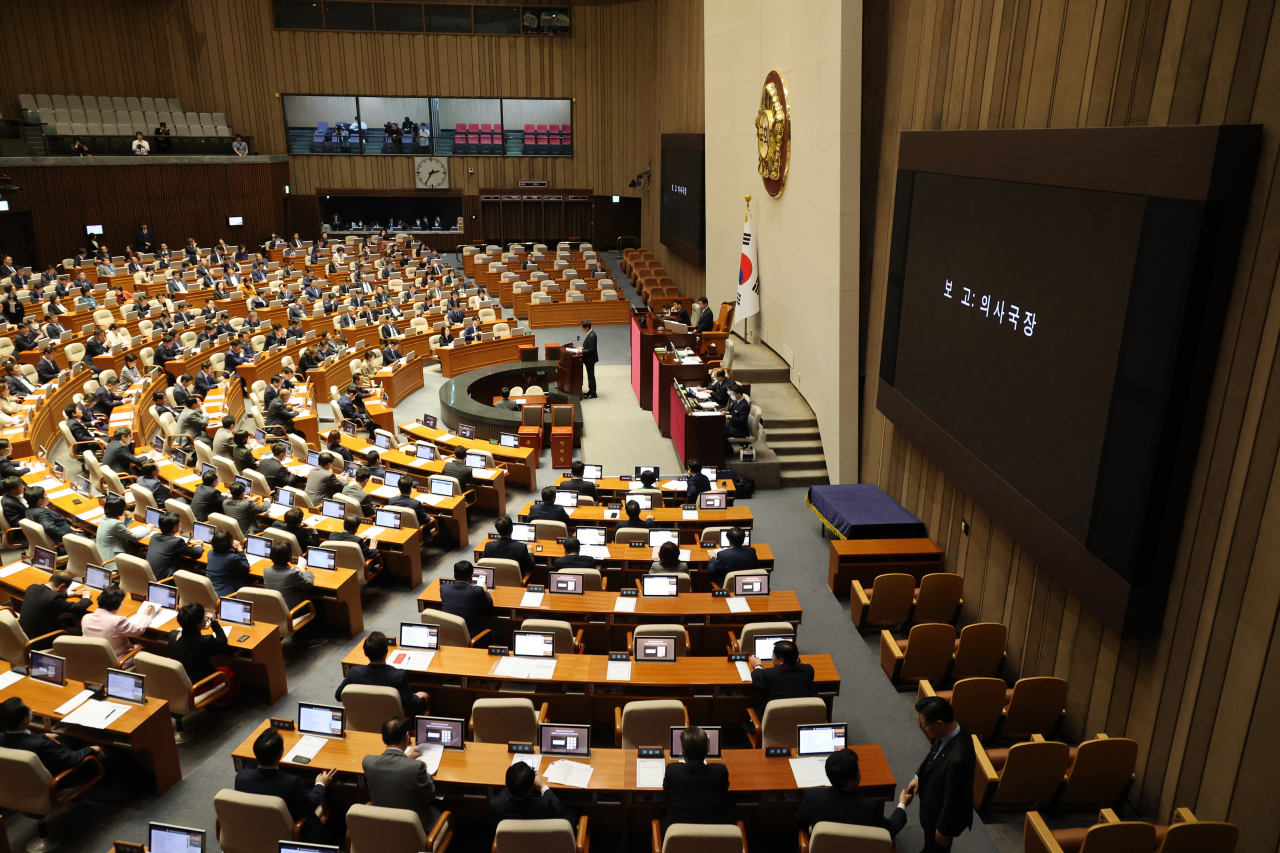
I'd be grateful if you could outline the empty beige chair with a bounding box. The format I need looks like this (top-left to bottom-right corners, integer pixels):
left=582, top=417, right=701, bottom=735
left=478, top=557, right=524, bottom=587
left=342, top=684, right=404, bottom=733
left=630, top=623, right=690, bottom=657
left=747, top=697, right=827, bottom=749
left=1024, top=812, right=1156, bottom=853
left=115, top=553, right=157, bottom=598
left=379, top=504, right=421, bottom=531
left=614, top=528, right=650, bottom=545
left=132, top=651, right=231, bottom=743
left=470, top=698, right=547, bottom=743
left=53, top=635, right=138, bottom=683
left=1057, top=735, right=1138, bottom=809
left=242, top=468, right=273, bottom=499
left=851, top=573, right=916, bottom=632
left=974, top=734, right=1072, bottom=813
left=919, top=677, right=1008, bottom=741
left=19, top=520, right=68, bottom=567
left=615, top=699, right=686, bottom=749
left=1001, top=676, right=1069, bottom=740
left=800, top=822, right=893, bottom=853
left=521, top=619, right=582, bottom=654
left=656, top=822, right=747, bottom=853
left=235, top=587, right=315, bottom=641
left=214, top=789, right=307, bottom=853
left=0, top=607, right=62, bottom=668
left=0, top=745, right=104, bottom=851
left=910, top=572, right=965, bottom=625
left=213, top=454, right=239, bottom=488
left=533, top=519, right=568, bottom=541
left=951, top=622, right=1008, bottom=681
left=495, top=817, right=590, bottom=853
left=419, top=608, right=490, bottom=648
left=880, top=623, right=955, bottom=688
left=208, top=512, right=247, bottom=542
left=173, top=569, right=219, bottom=610
left=130, top=483, right=160, bottom=520
left=61, top=533, right=103, bottom=579
left=328, top=537, right=376, bottom=584
left=347, top=803, right=454, bottom=853
left=556, top=567, right=603, bottom=591
left=726, top=621, right=794, bottom=656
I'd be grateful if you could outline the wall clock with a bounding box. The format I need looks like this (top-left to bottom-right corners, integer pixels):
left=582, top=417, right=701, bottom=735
left=415, top=156, right=449, bottom=189
left=755, top=70, right=791, bottom=197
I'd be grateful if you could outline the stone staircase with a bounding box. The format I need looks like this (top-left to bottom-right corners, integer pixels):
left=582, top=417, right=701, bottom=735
left=730, top=342, right=830, bottom=488
left=766, top=416, right=829, bottom=487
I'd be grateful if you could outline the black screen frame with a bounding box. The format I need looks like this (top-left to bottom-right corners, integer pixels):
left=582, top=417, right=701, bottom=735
left=660, top=134, right=705, bottom=266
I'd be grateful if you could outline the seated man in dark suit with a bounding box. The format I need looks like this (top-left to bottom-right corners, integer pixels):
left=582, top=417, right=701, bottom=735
left=329, top=515, right=380, bottom=566
left=441, top=446, right=473, bottom=495
left=527, top=486, right=571, bottom=526
left=137, top=460, right=178, bottom=508
left=439, top=560, right=494, bottom=641
left=795, top=748, right=910, bottom=837
left=562, top=461, right=598, bottom=500
left=92, top=377, right=124, bottom=417
left=682, top=458, right=713, bottom=506
left=694, top=296, right=715, bottom=333
left=490, top=761, right=575, bottom=825
left=273, top=506, right=320, bottom=551
left=63, top=403, right=98, bottom=445
left=19, top=570, right=91, bottom=646
left=335, top=631, right=430, bottom=715
left=552, top=537, right=595, bottom=571
left=660, top=726, right=730, bottom=839
left=24, top=486, right=73, bottom=551
left=235, top=728, right=337, bottom=843
left=102, top=427, right=144, bottom=475
left=612, top=500, right=654, bottom=541
left=725, top=383, right=750, bottom=439
left=747, top=639, right=815, bottom=728
left=147, top=512, right=205, bottom=581
left=190, top=469, right=225, bottom=522
left=707, top=368, right=730, bottom=409
left=258, top=441, right=300, bottom=490
left=387, top=477, right=434, bottom=544
left=707, top=526, right=759, bottom=586
left=482, top=516, right=534, bottom=577
left=0, top=697, right=105, bottom=785
left=36, top=347, right=61, bottom=384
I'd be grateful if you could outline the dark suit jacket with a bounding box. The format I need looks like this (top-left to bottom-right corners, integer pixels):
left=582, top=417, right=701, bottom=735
left=708, top=545, right=759, bottom=585
left=147, top=533, right=204, bottom=580
left=191, top=483, right=224, bottom=521
left=750, top=661, right=816, bottom=716
left=19, top=583, right=91, bottom=642
left=26, top=506, right=71, bottom=543
left=0, top=730, right=95, bottom=777
left=684, top=473, right=712, bottom=505
left=66, top=418, right=94, bottom=443
left=482, top=536, right=534, bottom=577
left=726, top=397, right=750, bottom=438
left=2, top=494, right=27, bottom=529
left=94, top=388, right=123, bottom=419
left=172, top=385, right=191, bottom=407
left=489, top=788, right=566, bottom=823
left=438, top=580, right=494, bottom=638
left=222, top=498, right=268, bottom=534
left=234, top=766, right=325, bottom=821
left=795, top=787, right=908, bottom=837
left=258, top=456, right=294, bottom=490
left=102, top=439, right=141, bottom=474
left=441, top=460, right=473, bottom=495
left=169, top=619, right=227, bottom=682
left=581, top=329, right=598, bottom=365
left=695, top=307, right=714, bottom=333
left=266, top=398, right=296, bottom=431
left=612, top=516, right=653, bottom=540
left=137, top=476, right=173, bottom=508
left=329, top=529, right=377, bottom=561
left=36, top=358, right=60, bottom=383
left=915, top=726, right=976, bottom=838
left=563, top=477, right=597, bottom=499
left=271, top=520, right=319, bottom=552
left=661, top=761, right=730, bottom=836
left=553, top=554, right=596, bottom=571
left=387, top=495, right=432, bottom=539
left=527, top=503, right=571, bottom=526
left=206, top=550, right=252, bottom=596
left=335, top=662, right=426, bottom=716
left=193, top=372, right=213, bottom=397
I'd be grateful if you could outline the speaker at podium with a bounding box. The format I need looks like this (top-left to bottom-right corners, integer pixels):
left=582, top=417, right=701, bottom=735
left=558, top=344, right=583, bottom=396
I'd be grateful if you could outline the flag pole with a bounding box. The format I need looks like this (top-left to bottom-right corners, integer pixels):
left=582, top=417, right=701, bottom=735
left=743, top=195, right=753, bottom=343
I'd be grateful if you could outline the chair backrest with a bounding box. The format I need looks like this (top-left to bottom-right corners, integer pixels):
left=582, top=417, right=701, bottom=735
left=18, top=519, right=57, bottom=562
left=165, top=498, right=197, bottom=534
left=556, top=567, right=602, bottom=590
left=52, top=635, right=118, bottom=683
left=234, top=587, right=294, bottom=637
left=912, top=572, right=964, bottom=624
left=131, top=651, right=197, bottom=715
left=130, top=484, right=159, bottom=519
left=208, top=511, right=246, bottom=543
left=533, top=519, right=568, bottom=541
left=952, top=622, right=1007, bottom=681
left=420, top=608, right=474, bottom=647
left=661, top=824, right=745, bottom=853
left=0, top=746, right=56, bottom=815
left=213, top=789, right=295, bottom=853
left=947, top=677, right=1008, bottom=741
left=261, top=526, right=302, bottom=557
left=1059, top=736, right=1139, bottom=806
left=614, top=528, right=648, bottom=545
left=759, top=697, right=827, bottom=749
left=471, top=698, right=537, bottom=743
left=327, top=538, right=371, bottom=583
left=494, top=819, right=576, bottom=853
left=213, top=454, right=239, bottom=488
left=62, top=532, right=102, bottom=578
left=865, top=573, right=916, bottom=627
left=520, top=619, right=576, bottom=654
left=1158, top=820, right=1239, bottom=853
left=1002, top=677, right=1068, bottom=739
left=807, top=822, right=893, bottom=853
left=342, top=684, right=405, bottom=733
left=115, top=553, right=156, bottom=596
left=900, top=623, right=956, bottom=682
left=174, top=569, right=219, bottom=610
left=0, top=610, right=32, bottom=668
left=347, top=803, right=430, bottom=853
left=991, top=740, right=1071, bottom=805
left=380, top=504, right=420, bottom=531
left=736, top=622, right=795, bottom=657
left=478, top=557, right=523, bottom=587
left=619, top=699, right=685, bottom=749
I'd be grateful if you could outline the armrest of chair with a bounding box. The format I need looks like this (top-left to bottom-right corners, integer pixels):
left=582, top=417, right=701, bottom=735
left=746, top=708, right=762, bottom=748
left=73, top=439, right=106, bottom=455
left=576, top=813, right=589, bottom=853
left=24, top=629, right=67, bottom=662
left=735, top=821, right=748, bottom=852
left=427, top=810, right=453, bottom=851
left=536, top=702, right=549, bottom=725
left=880, top=630, right=904, bottom=683
left=291, top=816, right=308, bottom=840
left=1171, top=807, right=1198, bottom=825
left=650, top=819, right=662, bottom=853
left=1099, top=808, right=1123, bottom=824
left=614, top=705, right=623, bottom=748
left=974, top=734, right=999, bottom=812
left=189, top=669, right=233, bottom=709
left=917, top=679, right=937, bottom=701
left=116, top=645, right=143, bottom=667
left=574, top=629, right=584, bottom=654
left=288, top=599, right=318, bottom=628
left=467, top=628, right=492, bottom=648
left=798, top=828, right=810, bottom=853
left=726, top=630, right=740, bottom=655
left=1023, top=811, right=1066, bottom=853
left=851, top=581, right=872, bottom=629
left=600, top=577, right=607, bottom=591
left=49, top=753, right=103, bottom=808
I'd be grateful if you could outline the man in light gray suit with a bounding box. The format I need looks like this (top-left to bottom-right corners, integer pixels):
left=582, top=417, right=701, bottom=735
left=211, top=415, right=237, bottom=459
left=363, top=715, right=439, bottom=830
left=305, top=451, right=345, bottom=507
left=175, top=397, right=210, bottom=446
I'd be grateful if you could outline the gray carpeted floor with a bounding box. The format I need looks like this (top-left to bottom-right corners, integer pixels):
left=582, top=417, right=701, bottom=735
left=1, top=252, right=1011, bottom=853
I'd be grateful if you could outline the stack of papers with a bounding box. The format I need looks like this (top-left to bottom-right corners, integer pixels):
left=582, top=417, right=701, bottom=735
left=48, top=488, right=75, bottom=500
left=0, top=563, right=31, bottom=579
left=266, top=504, right=288, bottom=519
left=437, top=433, right=456, bottom=442
left=76, top=506, right=106, bottom=522
left=661, top=480, right=686, bottom=491
left=474, top=469, right=499, bottom=480
left=606, top=660, right=632, bottom=681
left=520, top=591, right=545, bottom=608
left=0, top=670, right=26, bottom=690
left=371, top=485, right=399, bottom=499
left=511, top=753, right=541, bottom=771
left=150, top=608, right=179, bottom=629
left=285, top=735, right=328, bottom=764
left=54, top=690, right=94, bottom=715
left=61, top=699, right=131, bottom=729
left=682, top=510, right=700, bottom=520
left=176, top=474, right=202, bottom=486
left=32, top=477, right=62, bottom=490
left=421, top=494, right=447, bottom=507
left=789, top=757, right=832, bottom=788
left=581, top=544, right=610, bottom=561
left=493, top=657, right=557, bottom=680
left=735, top=661, right=754, bottom=682
left=725, top=597, right=751, bottom=614
left=544, top=759, right=593, bottom=788
left=613, top=597, right=637, bottom=613
left=362, top=525, right=386, bottom=543
left=302, top=515, right=326, bottom=527
left=635, top=758, right=665, bottom=788
left=388, top=649, right=435, bottom=671
left=414, top=743, right=444, bottom=774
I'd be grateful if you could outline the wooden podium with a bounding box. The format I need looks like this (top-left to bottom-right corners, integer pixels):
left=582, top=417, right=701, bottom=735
left=557, top=347, right=584, bottom=396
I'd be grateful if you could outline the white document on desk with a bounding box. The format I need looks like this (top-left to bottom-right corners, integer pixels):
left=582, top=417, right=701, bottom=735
left=612, top=596, right=637, bottom=613
left=302, top=515, right=325, bottom=527
left=61, top=699, right=131, bottom=729
left=789, top=757, right=832, bottom=788
left=76, top=506, right=106, bottom=522
left=32, top=477, right=62, bottom=490
left=545, top=759, right=594, bottom=788
left=372, top=486, right=399, bottom=499
left=388, top=649, right=435, bottom=671
left=415, top=743, right=444, bottom=775
left=520, top=591, right=545, bottom=608
left=527, top=659, right=557, bottom=680
left=267, top=504, right=288, bottom=519
left=176, top=474, right=202, bottom=486
left=661, top=480, right=685, bottom=491
left=421, top=494, right=447, bottom=507
left=54, top=689, right=94, bottom=716
left=735, top=661, right=754, bottom=682
left=473, top=469, right=498, bottom=480
left=606, top=661, right=632, bottom=681
left=0, top=670, right=26, bottom=691
left=582, top=545, right=610, bottom=561
left=725, top=597, right=751, bottom=614
left=285, top=735, right=328, bottom=764
left=150, top=608, right=179, bottom=629
left=437, top=433, right=456, bottom=442
left=511, top=753, right=541, bottom=771
left=635, top=758, right=665, bottom=789
left=49, top=489, right=74, bottom=500
left=493, top=656, right=533, bottom=678
left=362, top=526, right=386, bottom=543
left=0, top=563, right=31, bottom=578
left=682, top=510, right=699, bottom=520
left=604, top=510, right=620, bottom=520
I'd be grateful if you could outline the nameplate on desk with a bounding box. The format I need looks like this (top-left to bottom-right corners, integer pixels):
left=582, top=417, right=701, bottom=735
left=711, top=590, right=730, bottom=598
left=488, top=645, right=510, bottom=656
left=608, top=503, right=622, bottom=510
left=637, top=747, right=664, bottom=759
left=556, top=538, right=567, bottom=544
left=113, top=842, right=145, bottom=853
left=628, top=541, right=646, bottom=548
left=608, top=652, right=630, bottom=662
left=765, top=746, right=792, bottom=757
left=527, top=584, right=545, bottom=593
left=727, top=653, right=748, bottom=663
left=508, top=741, right=535, bottom=754
left=269, top=717, right=295, bottom=731
left=619, top=589, right=638, bottom=597
left=619, top=476, right=631, bottom=481
left=488, top=533, right=500, bottom=539
left=681, top=504, right=695, bottom=511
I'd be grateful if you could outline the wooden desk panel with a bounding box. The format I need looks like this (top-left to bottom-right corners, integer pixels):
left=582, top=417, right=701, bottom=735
left=526, top=298, right=632, bottom=329
left=631, top=314, right=699, bottom=411
left=374, top=355, right=429, bottom=407
left=437, top=336, right=528, bottom=378
left=827, top=538, right=946, bottom=597
left=551, top=476, right=738, bottom=507
left=516, top=503, right=754, bottom=544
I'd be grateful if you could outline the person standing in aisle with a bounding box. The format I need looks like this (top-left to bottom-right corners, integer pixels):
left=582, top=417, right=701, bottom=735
left=580, top=320, right=598, bottom=399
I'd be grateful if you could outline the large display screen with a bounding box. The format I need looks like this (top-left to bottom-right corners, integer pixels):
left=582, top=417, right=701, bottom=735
left=661, top=136, right=705, bottom=265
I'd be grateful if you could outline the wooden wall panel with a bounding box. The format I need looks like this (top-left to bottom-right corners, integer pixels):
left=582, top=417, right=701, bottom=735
left=0, top=0, right=704, bottom=296
left=861, top=1, right=1280, bottom=848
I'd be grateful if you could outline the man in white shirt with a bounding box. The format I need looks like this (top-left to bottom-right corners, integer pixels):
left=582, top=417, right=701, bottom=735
left=131, top=133, right=150, bottom=156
